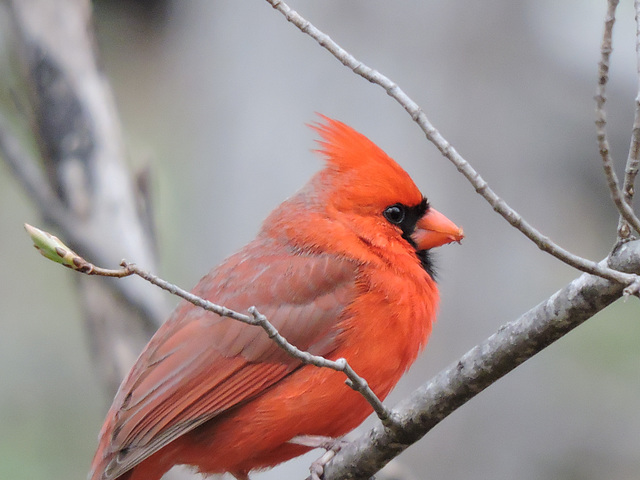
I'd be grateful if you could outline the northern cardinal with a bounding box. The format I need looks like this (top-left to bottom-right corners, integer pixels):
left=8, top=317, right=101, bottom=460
left=89, top=116, right=463, bottom=480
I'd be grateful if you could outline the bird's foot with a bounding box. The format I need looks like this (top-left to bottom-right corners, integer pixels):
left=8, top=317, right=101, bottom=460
left=289, top=435, right=350, bottom=480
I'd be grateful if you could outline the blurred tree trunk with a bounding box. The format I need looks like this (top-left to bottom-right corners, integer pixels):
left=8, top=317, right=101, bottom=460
left=2, top=0, right=168, bottom=395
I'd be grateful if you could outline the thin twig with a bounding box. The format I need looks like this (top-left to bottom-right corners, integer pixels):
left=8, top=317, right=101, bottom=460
left=595, top=0, right=640, bottom=238
left=23, top=224, right=394, bottom=426
left=266, top=0, right=640, bottom=290
left=2, top=112, right=166, bottom=329
left=622, top=0, right=640, bottom=228
left=127, top=262, right=395, bottom=425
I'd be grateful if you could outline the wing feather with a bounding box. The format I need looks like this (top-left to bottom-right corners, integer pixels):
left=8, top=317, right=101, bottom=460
left=95, top=240, right=358, bottom=479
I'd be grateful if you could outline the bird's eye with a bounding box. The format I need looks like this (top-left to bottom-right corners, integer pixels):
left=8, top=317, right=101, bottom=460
left=383, top=204, right=406, bottom=225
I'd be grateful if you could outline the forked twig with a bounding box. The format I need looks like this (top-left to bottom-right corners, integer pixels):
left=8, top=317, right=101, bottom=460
left=23, top=224, right=397, bottom=427
left=266, top=0, right=640, bottom=293
left=595, top=0, right=640, bottom=238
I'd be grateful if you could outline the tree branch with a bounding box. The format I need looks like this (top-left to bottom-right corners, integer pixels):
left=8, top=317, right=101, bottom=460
left=595, top=0, right=640, bottom=238
left=263, top=2, right=640, bottom=477
left=320, top=239, right=640, bottom=480
left=266, top=0, right=640, bottom=291
left=24, top=222, right=640, bottom=480
left=622, top=0, right=640, bottom=227
left=7, top=3, right=640, bottom=480
left=23, top=224, right=395, bottom=427
left=131, top=262, right=394, bottom=424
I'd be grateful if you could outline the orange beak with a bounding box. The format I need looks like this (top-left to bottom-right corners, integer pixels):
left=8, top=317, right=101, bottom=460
left=411, top=208, right=464, bottom=250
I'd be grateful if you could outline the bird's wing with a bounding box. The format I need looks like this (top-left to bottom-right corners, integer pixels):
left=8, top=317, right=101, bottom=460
left=94, top=242, right=358, bottom=480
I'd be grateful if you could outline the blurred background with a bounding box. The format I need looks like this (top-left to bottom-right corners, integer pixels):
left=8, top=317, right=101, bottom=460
left=1, top=1, right=639, bottom=479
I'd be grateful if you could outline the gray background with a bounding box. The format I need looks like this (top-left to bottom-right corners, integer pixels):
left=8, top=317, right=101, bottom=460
left=1, top=1, right=638, bottom=479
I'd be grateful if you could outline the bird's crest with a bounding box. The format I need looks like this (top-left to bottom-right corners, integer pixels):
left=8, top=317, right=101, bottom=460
left=309, top=115, right=423, bottom=209
left=311, top=115, right=396, bottom=172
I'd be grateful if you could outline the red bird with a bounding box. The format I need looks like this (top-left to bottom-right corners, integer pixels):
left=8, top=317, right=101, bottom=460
left=89, top=117, right=463, bottom=480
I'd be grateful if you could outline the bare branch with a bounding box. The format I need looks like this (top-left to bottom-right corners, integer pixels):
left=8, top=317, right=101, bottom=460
left=320, top=239, right=640, bottom=480
left=25, top=224, right=640, bottom=480
left=266, top=0, right=640, bottom=288
left=23, top=223, right=394, bottom=426
left=127, top=263, right=395, bottom=425
left=622, top=0, right=640, bottom=226
left=595, top=0, right=640, bottom=238
left=245, top=306, right=395, bottom=426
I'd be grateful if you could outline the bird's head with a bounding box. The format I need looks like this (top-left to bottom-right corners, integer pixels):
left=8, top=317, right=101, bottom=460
left=262, top=116, right=463, bottom=272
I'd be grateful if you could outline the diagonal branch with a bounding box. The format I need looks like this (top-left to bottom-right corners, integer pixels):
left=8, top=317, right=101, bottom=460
left=23, top=224, right=395, bottom=427
left=129, top=262, right=395, bottom=425
left=27, top=225, right=640, bottom=480
left=320, top=239, right=640, bottom=480
left=595, top=0, right=640, bottom=238
left=266, top=0, right=640, bottom=290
